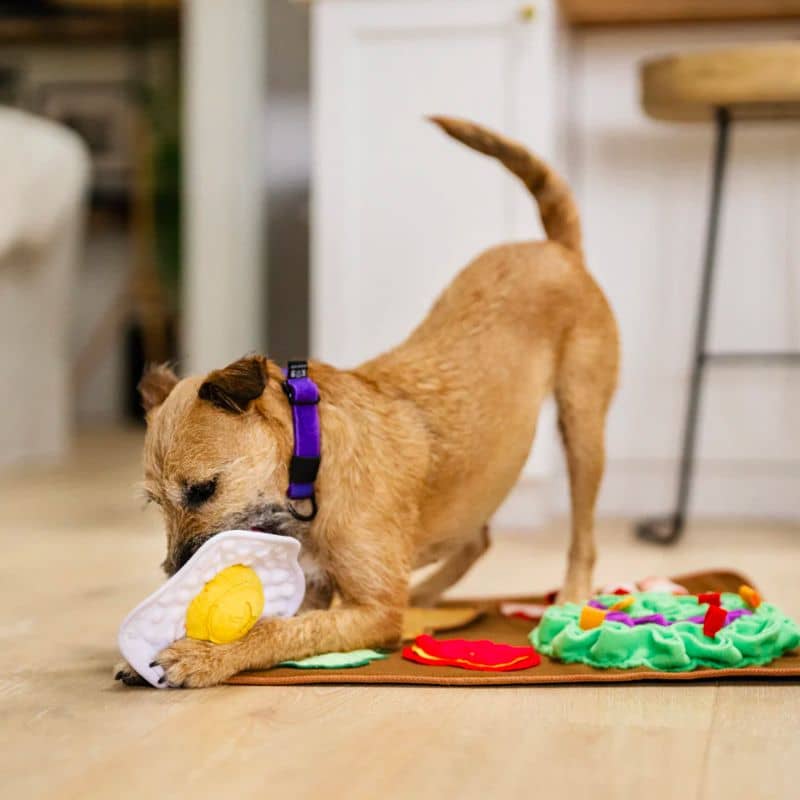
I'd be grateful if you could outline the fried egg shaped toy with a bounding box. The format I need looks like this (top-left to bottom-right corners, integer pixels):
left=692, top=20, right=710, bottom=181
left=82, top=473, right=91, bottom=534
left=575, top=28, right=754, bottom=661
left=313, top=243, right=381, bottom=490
left=118, top=531, right=305, bottom=688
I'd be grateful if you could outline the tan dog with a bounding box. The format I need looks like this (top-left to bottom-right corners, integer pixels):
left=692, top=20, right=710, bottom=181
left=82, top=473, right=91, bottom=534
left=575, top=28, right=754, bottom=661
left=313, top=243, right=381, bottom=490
left=115, top=117, right=618, bottom=688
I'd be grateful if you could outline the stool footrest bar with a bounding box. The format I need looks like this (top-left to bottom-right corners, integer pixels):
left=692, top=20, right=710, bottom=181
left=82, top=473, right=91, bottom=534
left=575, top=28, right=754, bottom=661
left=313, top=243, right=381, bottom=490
left=704, top=351, right=800, bottom=365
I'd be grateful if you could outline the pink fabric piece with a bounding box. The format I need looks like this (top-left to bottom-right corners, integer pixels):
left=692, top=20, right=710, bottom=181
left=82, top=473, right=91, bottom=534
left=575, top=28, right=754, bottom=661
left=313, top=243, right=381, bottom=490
left=637, top=576, right=690, bottom=595
left=500, top=602, right=548, bottom=621
left=600, top=581, right=638, bottom=595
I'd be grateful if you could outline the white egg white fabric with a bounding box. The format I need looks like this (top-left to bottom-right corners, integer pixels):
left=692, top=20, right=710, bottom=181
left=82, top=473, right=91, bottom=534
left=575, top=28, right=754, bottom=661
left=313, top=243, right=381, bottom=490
left=118, top=531, right=305, bottom=688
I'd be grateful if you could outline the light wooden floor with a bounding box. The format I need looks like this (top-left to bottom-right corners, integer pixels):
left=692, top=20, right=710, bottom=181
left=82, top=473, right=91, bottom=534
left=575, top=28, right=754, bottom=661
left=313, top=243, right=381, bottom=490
left=2, top=429, right=799, bottom=800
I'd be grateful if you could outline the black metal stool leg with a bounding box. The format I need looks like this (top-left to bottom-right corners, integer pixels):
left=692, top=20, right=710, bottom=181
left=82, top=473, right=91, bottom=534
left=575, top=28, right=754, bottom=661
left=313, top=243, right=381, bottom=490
left=637, top=107, right=732, bottom=545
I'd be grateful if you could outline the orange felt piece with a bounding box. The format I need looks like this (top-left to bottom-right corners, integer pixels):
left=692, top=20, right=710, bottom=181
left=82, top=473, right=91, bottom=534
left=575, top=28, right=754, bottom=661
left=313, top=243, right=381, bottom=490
left=579, top=605, right=607, bottom=630
left=610, top=596, right=635, bottom=611
left=739, top=585, right=762, bottom=608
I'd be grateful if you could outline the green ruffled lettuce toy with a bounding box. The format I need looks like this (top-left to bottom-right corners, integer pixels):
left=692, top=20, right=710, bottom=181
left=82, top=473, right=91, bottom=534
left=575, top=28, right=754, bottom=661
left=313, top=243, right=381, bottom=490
left=531, top=585, right=800, bottom=671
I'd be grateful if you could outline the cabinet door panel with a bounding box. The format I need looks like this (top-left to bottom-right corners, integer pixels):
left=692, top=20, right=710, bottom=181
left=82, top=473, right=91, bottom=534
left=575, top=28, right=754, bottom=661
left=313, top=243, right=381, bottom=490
left=312, top=0, right=558, bottom=366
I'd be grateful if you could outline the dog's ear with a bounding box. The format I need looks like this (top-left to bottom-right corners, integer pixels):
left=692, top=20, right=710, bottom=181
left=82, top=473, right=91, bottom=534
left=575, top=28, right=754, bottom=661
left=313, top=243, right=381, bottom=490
left=198, top=355, right=267, bottom=414
left=138, top=364, right=179, bottom=413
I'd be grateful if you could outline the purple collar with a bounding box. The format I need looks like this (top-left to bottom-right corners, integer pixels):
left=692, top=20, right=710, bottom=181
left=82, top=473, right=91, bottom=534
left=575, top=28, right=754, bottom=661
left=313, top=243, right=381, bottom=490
left=282, top=361, right=321, bottom=521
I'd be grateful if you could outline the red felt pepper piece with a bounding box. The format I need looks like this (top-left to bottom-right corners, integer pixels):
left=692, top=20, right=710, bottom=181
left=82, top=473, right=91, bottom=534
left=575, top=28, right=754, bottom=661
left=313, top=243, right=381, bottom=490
left=698, top=592, right=721, bottom=606
left=402, top=635, right=540, bottom=672
left=703, top=604, right=728, bottom=637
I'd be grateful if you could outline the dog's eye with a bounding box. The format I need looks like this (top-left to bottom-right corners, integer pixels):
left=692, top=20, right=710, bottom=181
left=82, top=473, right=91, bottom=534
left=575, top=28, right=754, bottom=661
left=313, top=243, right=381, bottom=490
left=184, top=478, right=217, bottom=508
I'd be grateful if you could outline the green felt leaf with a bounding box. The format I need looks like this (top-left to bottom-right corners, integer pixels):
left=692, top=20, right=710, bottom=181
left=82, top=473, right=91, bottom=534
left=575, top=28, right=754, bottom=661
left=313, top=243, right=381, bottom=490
left=278, top=649, right=389, bottom=670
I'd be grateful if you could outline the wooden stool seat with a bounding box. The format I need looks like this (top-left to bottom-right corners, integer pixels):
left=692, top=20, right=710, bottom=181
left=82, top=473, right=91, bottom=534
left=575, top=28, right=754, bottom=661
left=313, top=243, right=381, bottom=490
left=641, top=43, right=800, bottom=122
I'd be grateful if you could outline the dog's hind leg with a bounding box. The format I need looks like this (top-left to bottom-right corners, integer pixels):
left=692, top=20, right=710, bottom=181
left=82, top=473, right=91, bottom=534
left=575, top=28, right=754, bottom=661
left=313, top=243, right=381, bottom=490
left=555, top=323, right=618, bottom=604
left=410, top=525, right=490, bottom=607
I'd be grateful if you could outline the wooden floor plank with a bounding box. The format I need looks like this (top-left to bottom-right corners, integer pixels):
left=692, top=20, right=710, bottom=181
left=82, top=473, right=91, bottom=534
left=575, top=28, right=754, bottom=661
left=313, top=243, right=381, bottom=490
left=0, top=429, right=797, bottom=800
left=700, top=683, right=800, bottom=800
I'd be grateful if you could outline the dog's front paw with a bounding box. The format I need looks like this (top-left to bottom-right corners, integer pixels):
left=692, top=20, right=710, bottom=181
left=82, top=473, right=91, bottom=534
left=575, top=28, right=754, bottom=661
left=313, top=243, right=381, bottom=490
left=153, top=638, right=237, bottom=688
left=114, top=659, right=149, bottom=687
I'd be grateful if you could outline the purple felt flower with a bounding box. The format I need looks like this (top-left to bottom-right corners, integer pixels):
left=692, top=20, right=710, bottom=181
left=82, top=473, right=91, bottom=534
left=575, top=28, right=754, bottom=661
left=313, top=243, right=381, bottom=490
left=587, top=596, right=755, bottom=631
left=604, top=611, right=635, bottom=626
left=633, top=614, right=669, bottom=626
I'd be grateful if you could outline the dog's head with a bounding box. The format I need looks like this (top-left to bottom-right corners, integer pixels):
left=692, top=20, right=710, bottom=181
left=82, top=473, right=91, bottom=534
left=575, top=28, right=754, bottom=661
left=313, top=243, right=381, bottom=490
left=138, top=356, right=301, bottom=575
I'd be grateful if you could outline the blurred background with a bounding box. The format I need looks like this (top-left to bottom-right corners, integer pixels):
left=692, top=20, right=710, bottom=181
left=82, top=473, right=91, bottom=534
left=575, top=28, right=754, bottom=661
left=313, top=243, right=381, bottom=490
left=0, top=0, right=798, bottom=534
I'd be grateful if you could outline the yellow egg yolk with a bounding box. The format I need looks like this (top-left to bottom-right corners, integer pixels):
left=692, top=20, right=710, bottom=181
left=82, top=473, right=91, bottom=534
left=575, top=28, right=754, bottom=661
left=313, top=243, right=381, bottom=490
left=185, top=564, right=264, bottom=644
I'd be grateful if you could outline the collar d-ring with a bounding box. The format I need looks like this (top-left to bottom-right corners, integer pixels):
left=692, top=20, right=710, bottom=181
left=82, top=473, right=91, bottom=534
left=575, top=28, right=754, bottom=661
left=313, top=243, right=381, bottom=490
left=288, top=495, right=318, bottom=522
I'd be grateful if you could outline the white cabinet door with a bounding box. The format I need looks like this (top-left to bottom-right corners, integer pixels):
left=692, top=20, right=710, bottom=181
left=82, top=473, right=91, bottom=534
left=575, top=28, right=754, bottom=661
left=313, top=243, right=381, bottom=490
left=311, top=0, right=562, bottom=367
left=311, top=1, right=563, bottom=509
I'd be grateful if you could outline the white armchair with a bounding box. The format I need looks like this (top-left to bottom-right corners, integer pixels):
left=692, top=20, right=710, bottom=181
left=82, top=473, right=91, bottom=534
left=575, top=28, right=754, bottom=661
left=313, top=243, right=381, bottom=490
left=0, top=108, right=90, bottom=467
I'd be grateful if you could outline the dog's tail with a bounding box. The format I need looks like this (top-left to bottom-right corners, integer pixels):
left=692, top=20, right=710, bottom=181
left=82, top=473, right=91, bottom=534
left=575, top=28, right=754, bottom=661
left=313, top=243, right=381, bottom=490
left=429, top=116, right=582, bottom=256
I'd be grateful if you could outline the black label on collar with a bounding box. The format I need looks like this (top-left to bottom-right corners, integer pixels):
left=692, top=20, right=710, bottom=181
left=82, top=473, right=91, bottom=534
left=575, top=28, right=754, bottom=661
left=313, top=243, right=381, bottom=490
left=287, top=360, right=308, bottom=379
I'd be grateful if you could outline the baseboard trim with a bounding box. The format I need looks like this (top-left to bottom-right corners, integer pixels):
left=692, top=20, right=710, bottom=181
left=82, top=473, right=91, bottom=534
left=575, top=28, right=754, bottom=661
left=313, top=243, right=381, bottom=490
left=492, top=460, right=800, bottom=528
left=599, top=459, right=800, bottom=520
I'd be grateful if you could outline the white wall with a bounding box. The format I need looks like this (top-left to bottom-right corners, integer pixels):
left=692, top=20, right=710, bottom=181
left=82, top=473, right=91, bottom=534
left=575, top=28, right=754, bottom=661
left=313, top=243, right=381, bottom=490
left=311, top=0, right=561, bottom=368
left=265, top=0, right=312, bottom=363
left=570, top=22, right=800, bottom=520
left=183, top=0, right=313, bottom=373
left=182, top=0, right=268, bottom=375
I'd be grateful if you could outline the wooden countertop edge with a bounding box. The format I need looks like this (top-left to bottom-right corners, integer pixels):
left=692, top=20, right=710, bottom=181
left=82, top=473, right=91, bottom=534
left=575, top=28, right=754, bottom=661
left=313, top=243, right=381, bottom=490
left=561, top=0, right=800, bottom=27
